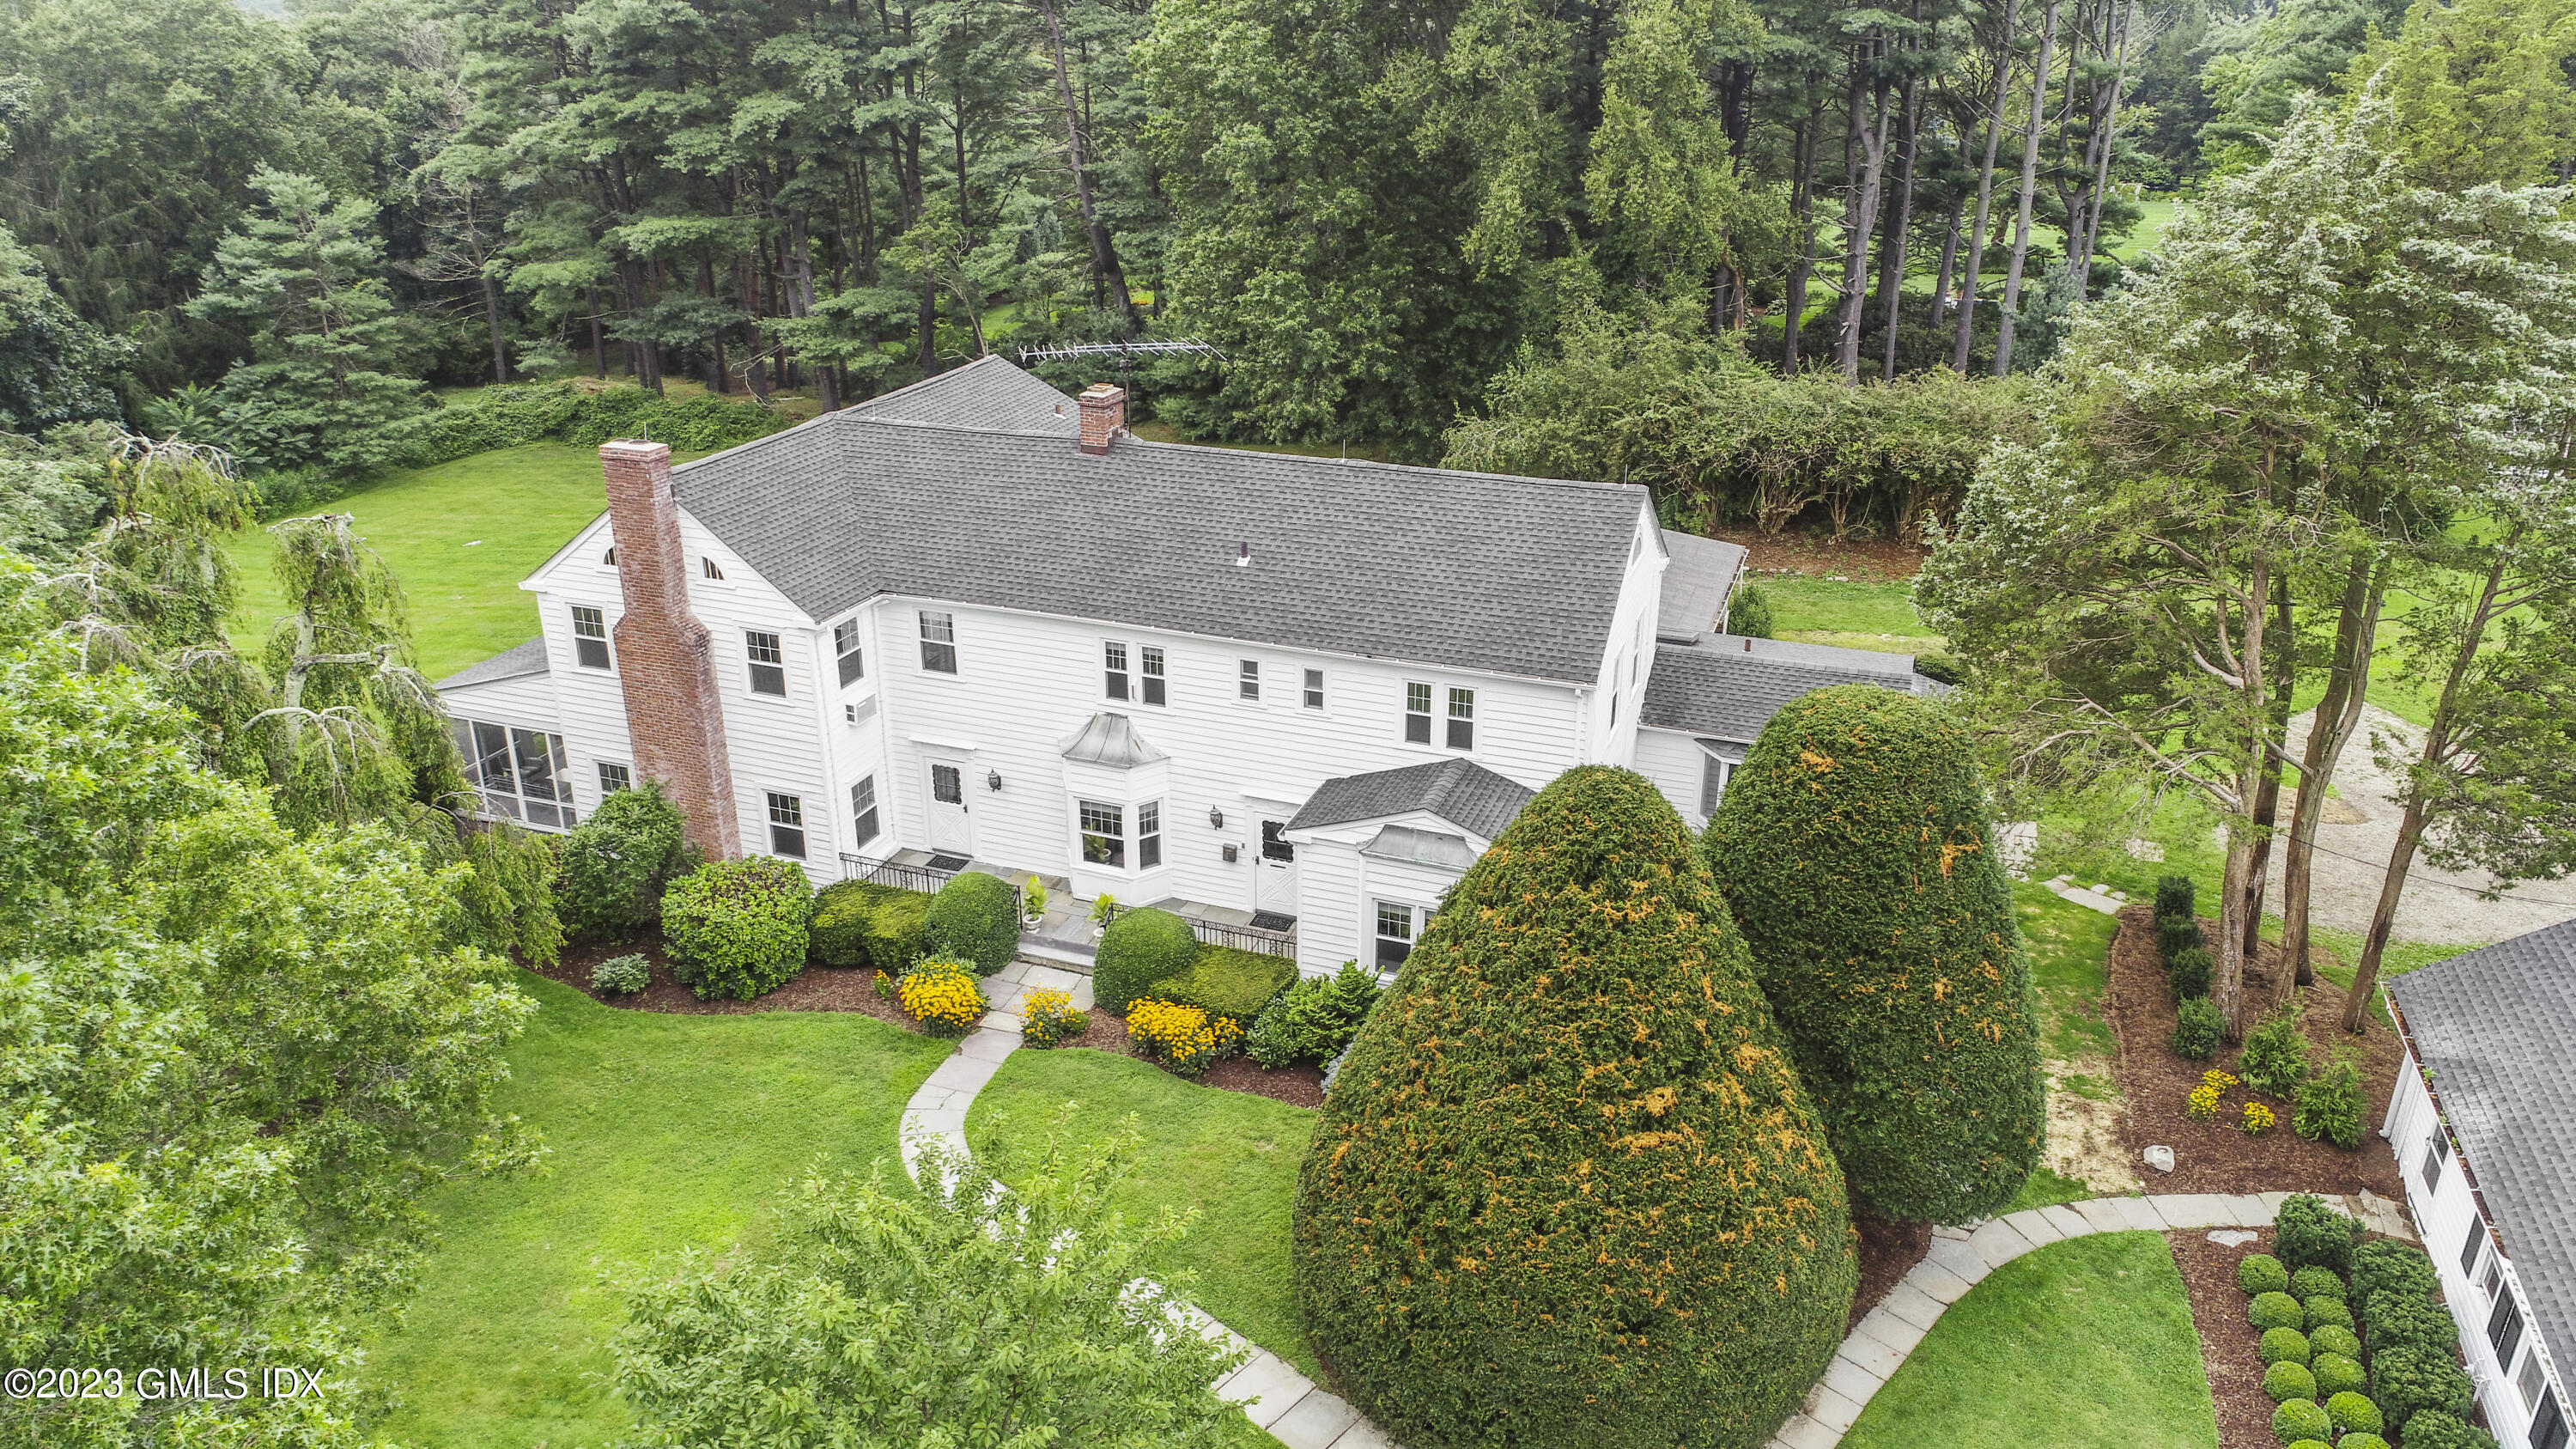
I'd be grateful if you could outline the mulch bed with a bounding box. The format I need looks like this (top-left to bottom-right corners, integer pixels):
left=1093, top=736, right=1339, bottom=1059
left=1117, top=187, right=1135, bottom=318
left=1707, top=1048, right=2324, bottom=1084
left=1707, top=526, right=1930, bottom=581
left=2105, top=906, right=2404, bottom=1198
left=1024, top=1008, right=1327, bottom=1109
left=1850, top=1215, right=1933, bottom=1334
left=2171, top=1226, right=2292, bottom=1449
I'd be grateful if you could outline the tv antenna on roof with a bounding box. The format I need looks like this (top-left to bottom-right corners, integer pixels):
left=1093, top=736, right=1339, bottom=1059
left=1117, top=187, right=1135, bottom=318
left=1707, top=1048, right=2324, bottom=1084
left=1017, top=338, right=1225, bottom=394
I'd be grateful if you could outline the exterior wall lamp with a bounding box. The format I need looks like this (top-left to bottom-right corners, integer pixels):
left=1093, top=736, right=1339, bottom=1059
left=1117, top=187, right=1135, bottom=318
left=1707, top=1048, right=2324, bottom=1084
left=1208, top=806, right=1224, bottom=829
left=987, top=770, right=1004, bottom=793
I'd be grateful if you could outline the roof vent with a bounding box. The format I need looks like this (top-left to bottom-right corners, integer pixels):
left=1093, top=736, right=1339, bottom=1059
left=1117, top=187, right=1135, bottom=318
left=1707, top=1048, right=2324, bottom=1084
left=1236, top=541, right=1253, bottom=568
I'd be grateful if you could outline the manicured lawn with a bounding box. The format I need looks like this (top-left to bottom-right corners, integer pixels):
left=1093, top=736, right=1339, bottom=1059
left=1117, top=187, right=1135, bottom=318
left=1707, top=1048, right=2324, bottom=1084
left=1755, top=573, right=1943, bottom=655
left=226, top=442, right=611, bottom=681
left=1842, top=1232, right=2221, bottom=1449
left=361, top=972, right=954, bottom=1449
left=2015, top=882, right=2119, bottom=1101
left=965, top=1046, right=1321, bottom=1376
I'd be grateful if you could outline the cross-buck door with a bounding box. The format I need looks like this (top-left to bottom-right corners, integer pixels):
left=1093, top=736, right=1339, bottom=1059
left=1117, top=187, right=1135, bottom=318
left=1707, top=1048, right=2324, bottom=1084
left=926, top=760, right=973, bottom=855
left=1255, top=819, right=1298, bottom=921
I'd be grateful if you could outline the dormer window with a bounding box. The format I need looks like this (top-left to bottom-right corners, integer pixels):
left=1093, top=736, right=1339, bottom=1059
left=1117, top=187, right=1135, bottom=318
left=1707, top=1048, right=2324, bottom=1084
left=702, top=557, right=724, bottom=580
left=603, top=546, right=617, bottom=565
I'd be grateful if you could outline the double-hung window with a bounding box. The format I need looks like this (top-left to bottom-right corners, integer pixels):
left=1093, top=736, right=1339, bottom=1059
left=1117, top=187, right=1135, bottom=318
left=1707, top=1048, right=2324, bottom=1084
left=1238, top=659, right=1260, bottom=700
left=1374, top=901, right=1417, bottom=968
left=1698, top=753, right=1732, bottom=818
left=920, top=611, right=957, bottom=673
left=2425, top=1135, right=2447, bottom=1193
left=2488, top=1288, right=2524, bottom=1363
left=1141, top=647, right=1167, bottom=705
left=1105, top=642, right=1131, bottom=701
left=1303, top=668, right=1324, bottom=709
left=1078, top=801, right=1126, bottom=868
left=767, top=792, right=806, bottom=858
left=453, top=720, right=578, bottom=830
left=834, top=619, right=865, bottom=685
left=1404, top=682, right=1433, bottom=743
left=2466, top=1219, right=2490, bottom=1276
left=1138, top=801, right=1163, bottom=869
left=598, top=761, right=632, bottom=795
left=2539, top=1391, right=2573, bottom=1449
left=571, top=606, right=611, bottom=669
left=850, top=775, right=881, bottom=849
left=1447, top=687, right=1475, bottom=749
left=745, top=630, right=786, bottom=696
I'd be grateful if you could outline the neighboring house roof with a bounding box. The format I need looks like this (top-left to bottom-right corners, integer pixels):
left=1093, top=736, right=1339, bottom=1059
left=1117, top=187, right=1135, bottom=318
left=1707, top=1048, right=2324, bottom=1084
left=1658, top=531, right=1746, bottom=642
left=1360, top=824, right=1480, bottom=871
left=843, top=354, right=1078, bottom=435
left=1285, top=758, right=1535, bottom=842
left=671, top=367, right=1649, bottom=683
left=2387, top=919, right=2576, bottom=1378
left=1726, top=632, right=1919, bottom=677
left=1057, top=711, right=1168, bottom=768
left=1641, top=640, right=1932, bottom=743
left=436, top=636, right=550, bottom=691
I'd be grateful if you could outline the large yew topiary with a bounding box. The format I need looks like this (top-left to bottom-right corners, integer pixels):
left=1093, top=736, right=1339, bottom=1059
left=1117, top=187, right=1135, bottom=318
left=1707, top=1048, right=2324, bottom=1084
left=1703, top=684, right=2044, bottom=1222
left=1294, top=766, right=1856, bottom=1449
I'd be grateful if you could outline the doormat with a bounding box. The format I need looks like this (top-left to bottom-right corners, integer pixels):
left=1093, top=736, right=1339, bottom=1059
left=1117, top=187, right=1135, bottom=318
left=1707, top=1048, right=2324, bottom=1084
left=925, top=854, right=971, bottom=873
left=1249, top=910, right=1297, bottom=933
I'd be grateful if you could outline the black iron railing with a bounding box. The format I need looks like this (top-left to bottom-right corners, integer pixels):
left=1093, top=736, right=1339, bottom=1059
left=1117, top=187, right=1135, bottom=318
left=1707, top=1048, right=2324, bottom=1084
left=1187, top=916, right=1296, bottom=959
left=839, top=853, right=956, bottom=895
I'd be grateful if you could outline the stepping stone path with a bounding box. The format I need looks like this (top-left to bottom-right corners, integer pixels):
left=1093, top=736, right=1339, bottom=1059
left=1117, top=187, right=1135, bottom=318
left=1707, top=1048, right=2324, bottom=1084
left=899, top=956, right=2412, bottom=1449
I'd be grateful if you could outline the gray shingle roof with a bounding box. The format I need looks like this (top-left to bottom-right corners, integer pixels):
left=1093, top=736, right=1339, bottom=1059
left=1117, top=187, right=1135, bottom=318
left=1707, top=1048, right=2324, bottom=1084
left=2387, top=919, right=2576, bottom=1379
left=671, top=369, right=1648, bottom=683
left=1285, top=758, right=1534, bottom=842
left=436, top=636, right=549, bottom=691
left=845, top=354, right=1078, bottom=434
left=1056, top=711, right=1167, bottom=768
left=1640, top=641, right=1930, bottom=743
left=1658, top=530, right=1746, bottom=642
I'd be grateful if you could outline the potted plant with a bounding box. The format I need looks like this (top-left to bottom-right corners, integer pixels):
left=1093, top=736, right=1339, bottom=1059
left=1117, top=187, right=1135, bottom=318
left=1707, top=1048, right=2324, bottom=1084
left=1088, top=892, right=1119, bottom=939
left=1021, top=878, right=1048, bottom=927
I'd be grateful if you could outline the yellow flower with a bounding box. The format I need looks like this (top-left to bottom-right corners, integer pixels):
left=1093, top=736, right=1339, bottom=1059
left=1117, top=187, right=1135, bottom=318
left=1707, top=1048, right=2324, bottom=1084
left=899, top=960, right=987, bottom=1035
left=2187, top=1083, right=2222, bottom=1122
left=1127, top=998, right=1242, bottom=1078
left=2202, top=1068, right=2239, bottom=1091
left=1021, top=987, right=1088, bottom=1048
left=2242, top=1100, right=2276, bottom=1135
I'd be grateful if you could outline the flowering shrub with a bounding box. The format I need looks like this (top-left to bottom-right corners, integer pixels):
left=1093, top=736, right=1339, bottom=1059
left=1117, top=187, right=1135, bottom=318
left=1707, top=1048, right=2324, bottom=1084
left=1020, top=987, right=1089, bottom=1048
left=2189, top=1083, right=2223, bottom=1121
left=898, top=958, right=988, bottom=1036
left=2245, top=1100, right=2278, bottom=1135
left=1126, top=998, right=1241, bottom=1078
left=874, top=969, right=895, bottom=999
left=2203, top=1068, right=2239, bottom=1091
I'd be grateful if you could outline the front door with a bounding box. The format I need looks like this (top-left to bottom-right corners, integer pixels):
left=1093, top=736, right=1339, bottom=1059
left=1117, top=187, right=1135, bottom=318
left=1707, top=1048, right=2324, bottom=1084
left=1255, top=819, right=1298, bottom=922
left=926, top=760, right=973, bottom=855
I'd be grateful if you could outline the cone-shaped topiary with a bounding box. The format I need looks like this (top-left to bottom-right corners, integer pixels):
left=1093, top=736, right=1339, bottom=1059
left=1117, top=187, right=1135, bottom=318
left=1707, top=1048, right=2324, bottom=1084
left=1294, top=766, right=1856, bottom=1449
left=1703, top=684, right=2044, bottom=1221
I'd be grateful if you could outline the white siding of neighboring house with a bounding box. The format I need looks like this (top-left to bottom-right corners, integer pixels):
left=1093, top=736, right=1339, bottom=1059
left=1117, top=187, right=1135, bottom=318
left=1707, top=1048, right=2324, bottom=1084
left=1280, top=808, right=1484, bottom=977
left=2382, top=1038, right=2570, bottom=1449
left=517, top=513, right=639, bottom=822
left=1635, top=726, right=1727, bottom=831
left=1584, top=507, right=1669, bottom=765
left=441, top=669, right=562, bottom=737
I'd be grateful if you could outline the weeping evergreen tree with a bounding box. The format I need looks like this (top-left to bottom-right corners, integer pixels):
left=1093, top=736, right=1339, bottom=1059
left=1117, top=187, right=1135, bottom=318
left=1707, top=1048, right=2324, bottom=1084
left=1704, top=684, right=2044, bottom=1223
left=1295, top=765, right=1855, bottom=1449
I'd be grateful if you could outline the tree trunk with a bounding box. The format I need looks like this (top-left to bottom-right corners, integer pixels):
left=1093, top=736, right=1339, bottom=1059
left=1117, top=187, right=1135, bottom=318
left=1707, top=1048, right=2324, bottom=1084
left=1934, top=199, right=1962, bottom=332
left=2239, top=574, right=2294, bottom=975
left=1836, top=50, right=1893, bottom=386
left=482, top=274, right=511, bottom=384
left=1034, top=0, right=1138, bottom=331
left=1879, top=74, right=1922, bottom=381
left=2280, top=556, right=2385, bottom=989
left=2216, top=545, right=2271, bottom=1039
left=1994, top=0, right=2063, bottom=376
left=1784, top=113, right=1816, bottom=376
left=1954, top=0, right=2020, bottom=373
left=588, top=283, right=606, bottom=380
left=2069, top=0, right=2135, bottom=298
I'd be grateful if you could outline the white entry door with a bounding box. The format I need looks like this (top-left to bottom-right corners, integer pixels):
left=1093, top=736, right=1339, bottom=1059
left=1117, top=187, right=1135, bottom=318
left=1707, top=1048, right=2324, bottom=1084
left=1255, top=819, right=1299, bottom=922
left=926, top=760, right=973, bottom=855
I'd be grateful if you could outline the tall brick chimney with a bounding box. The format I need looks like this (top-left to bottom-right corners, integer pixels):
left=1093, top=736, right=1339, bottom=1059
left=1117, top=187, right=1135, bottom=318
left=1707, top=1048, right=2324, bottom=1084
left=1077, top=383, right=1126, bottom=455
left=600, top=440, right=740, bottom=861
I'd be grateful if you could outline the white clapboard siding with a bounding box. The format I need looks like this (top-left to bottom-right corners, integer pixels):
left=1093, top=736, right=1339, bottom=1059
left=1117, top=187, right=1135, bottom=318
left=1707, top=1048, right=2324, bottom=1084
left=1634, top=726, right=1722, bottom=830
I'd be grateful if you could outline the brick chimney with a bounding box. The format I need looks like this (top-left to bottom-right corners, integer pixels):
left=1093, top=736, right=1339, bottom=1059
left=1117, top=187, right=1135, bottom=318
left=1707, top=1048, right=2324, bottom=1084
left=600, top=440, right=740, bottom=861
left=1077, top=383, right=1126, bottom=455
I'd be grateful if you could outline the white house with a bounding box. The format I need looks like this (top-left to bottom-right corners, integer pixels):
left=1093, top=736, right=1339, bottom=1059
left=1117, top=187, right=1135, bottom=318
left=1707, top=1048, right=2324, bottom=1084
left=435, top=357, right=1936, bottom=973
left=2381, top=919, right=2576, bottom=1449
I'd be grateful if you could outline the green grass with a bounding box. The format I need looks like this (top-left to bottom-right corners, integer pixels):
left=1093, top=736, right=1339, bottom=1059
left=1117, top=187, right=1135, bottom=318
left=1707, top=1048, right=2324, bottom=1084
left=226, top=442, right=611, bottom=682
left=1753, top=573, right=1943, bottom=654
left=1999, top=1164, right=2100, bottom=1214
left=361, top=972, right=955, bottom=1449
left=966, top=1046, right=1321, bottom=1376
left=1842, top=1232, right=2221, bottom=1449
left=2014, top=882, right=2119, bottom=1100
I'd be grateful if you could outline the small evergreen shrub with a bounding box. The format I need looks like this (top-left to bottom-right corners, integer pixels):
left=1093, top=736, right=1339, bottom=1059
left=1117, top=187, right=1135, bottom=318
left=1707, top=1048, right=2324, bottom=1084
left=2351, top=1241, right=2439, bottom=1314
left=1246, top=961, right=1382, bottom=1068
left=1093, top=907, right=1200, bottom=1012
left=2304, top=1296, right=2354, bottom=1334
left=1158, top=945, right=1296, bottom=1025
left=2169, top=945, right=2215, bottom=1002
left=2239, top=1005, right=2313, bottom=1099
left=1019, top=987, right=1088, bottom=1048
left=2263, top=1362, right=2317, bottom=1404
left=2335, top=1438, right=2390, bottom=1449
left=592, top=953, right=650, bottom=995
left=2397, top=1412, right=2499, bottom=1449
left=2159, top=918, right=2207, bottom=965
left=2258, top=1327, right=2312, bottom=1365
left=2173, top=995, right=2227, bottom=1058
left=2281, top=1442, right=2330, bottom=1449
left=1126, top=998, right=1239, bottom=1077
left=2270, top=1398, right=2331, bottom=1445
left=2325, top=1391, right=2382, bottom=1437
left=2251, top=1292, right=2306, bottom=1332
left=1728, top=583, right=1774, bottom=638
left=2309, top=1325, right=2360, bottom=1361
left=2274, top=1194, right=2361, bottom=1272
left=2154, top=875, right=2196, bottom=923
left=555, top=781, right=696, bottom=941
left=808, top=881, right=931, bottom=972
left=2290, top=1266, right=2345, bottom=1302
left=2365, top=1291, right=2455, bottom=1356
left=896, top=957, right=987, bottom=1036
left=2312, top=1354, right=2366, bottom=1399
left=924, top=871, right=1019, bottom=976
left=2293, top=1050, right=2366, bottom=1148
left=2371, top=1345, right=2474, bottom=1432
left=660, top=856, right=812, bottom=1001
left=2239, top=1253, right=2291, bottom=1295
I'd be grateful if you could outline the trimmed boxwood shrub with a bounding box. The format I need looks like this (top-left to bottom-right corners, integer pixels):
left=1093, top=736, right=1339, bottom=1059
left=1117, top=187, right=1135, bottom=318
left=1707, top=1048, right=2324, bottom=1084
left=808, top=880, right=930, bottom=971
left=2325, top=1390, right=2383, bottom=1436
left=660, top=856, right=813, bottom=1001
left=2154, top=875, right=2196, bottom=923
left=2239, top=1253, right=2291, bottom=1295
left=554, top=780, right=697, bottom=941
left=2335, top=1437, right=2390, bottom=1449
left=2264, top=1361, right=2317, bottom=1403
left=2281, top=1442, right=2330, bottom=1449
left=924, top=871, right=1019, bottom=976
left=2173, top=995, right=2227, bottom=1059
left=2159, top=918, right=2207, bottom=965
left=2305, top=1296, right=2354, bottom=1335
left=2365, top=1290, right=2456, bottom=1356
left=2168, top=945, right=2214, bottom=1002
left=2371, top=1345, right=2474, bottom=1432
left=2309, top=1324, right=2360, bottom=1360
left=2258, top=1327, right=2311, bottom=1366
left=2399, top=1411, right=2500, bottom=1449
left=2251, top=1292, right=2306, bottom=1332
left=1094, top=907, right=1200, bottom=1013
left=2271, top=1398, right=2331, bottom=1445
left=2351, top=1240, right=2439, bottom=1313
left=1702, top=685, right=2044, bottom=1222
left=2312, top=1352, right=2364, bottom=1397
left=1158, top=945, right=1297, bottom=1025
left=2290, top=1265, right=2345, bottom=1301
left=1298, top=766, right=1856, bottom=1449
left=2275, top=1194, right=2361, bottom=1272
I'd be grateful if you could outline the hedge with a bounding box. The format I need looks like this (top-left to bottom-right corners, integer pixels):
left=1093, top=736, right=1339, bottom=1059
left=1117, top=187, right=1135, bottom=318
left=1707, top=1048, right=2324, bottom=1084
left=554, top=781, right=696, bottom=941
left=1296, top=766, right=1855, bottom=1449
left=1094, top=907, right=1200, bottom=1013
left=380, top=381, right=787, bottom=471
left=1703, top=684, right=2044, bottom=1222
left=2274, top=1193, right=2360, bottom=1272
left=2350, top=1241, right=2438, bottom=1312
left=2370, top=1346, right=2472, bottom=1433
left=925, top=871, right=1019, bottom=976
left=660, top=856, right=812, bottom=1000
left=2364, top=1290, right=2457, bottom=1357
left=2400, top=1412, right=2500, bottom=1449
left=809, top=880, right=931, bottom=971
